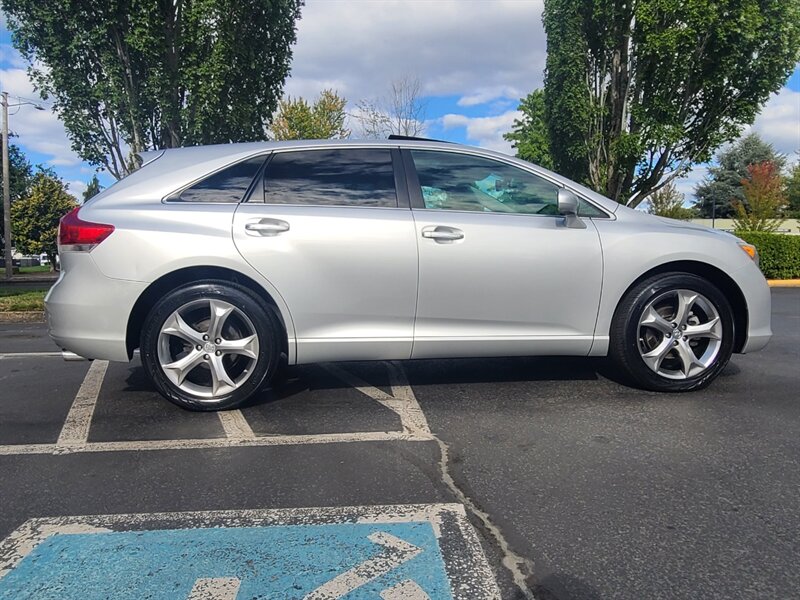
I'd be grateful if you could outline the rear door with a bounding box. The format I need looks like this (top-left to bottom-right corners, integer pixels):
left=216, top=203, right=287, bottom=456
left=404, top=148, right=605, bottom=359
left=233, top=147, right=418, bottom=364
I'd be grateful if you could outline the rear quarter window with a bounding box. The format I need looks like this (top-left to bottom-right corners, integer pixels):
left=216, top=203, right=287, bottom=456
left=173, top=156, right=265, bottom=203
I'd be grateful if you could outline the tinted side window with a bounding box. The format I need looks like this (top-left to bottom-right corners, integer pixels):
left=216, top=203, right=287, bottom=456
left=261, top=149, right=397, bottom=207
left=177, top=156, right=264, bottom=203
left=410, top=150, right=560, bottom=215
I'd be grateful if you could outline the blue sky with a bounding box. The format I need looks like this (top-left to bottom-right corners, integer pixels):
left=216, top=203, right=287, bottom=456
left=1, top=0, right=798, bottom=201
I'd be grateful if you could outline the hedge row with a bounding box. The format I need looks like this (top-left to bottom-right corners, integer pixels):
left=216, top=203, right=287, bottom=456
left=736, top=232, right=800, bottom=280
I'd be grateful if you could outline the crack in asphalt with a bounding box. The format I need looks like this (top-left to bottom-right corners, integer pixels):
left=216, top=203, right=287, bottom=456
left=433, top=435, right=536, bottom=599
left=386, top=361, right=536, bottom=598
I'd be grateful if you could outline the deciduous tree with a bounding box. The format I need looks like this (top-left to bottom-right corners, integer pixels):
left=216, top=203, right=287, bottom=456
left=541, top=0, right=800, bottom=206
left=11, top=173, right=77, bottom=269
left=646, top=182, right=695, bottom=220
left=271, top=90, right=349, bottom=141
left=3, top=0, right=304, bottom=179
left=355, top=75, right=427, bottom=139
left=732, top=162, right=787, bottom=233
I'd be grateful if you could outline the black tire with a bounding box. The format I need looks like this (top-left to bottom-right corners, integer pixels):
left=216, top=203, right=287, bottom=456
left=609, top=272, right=735, bottom=392
left=140, top=279, right=282, bottom=411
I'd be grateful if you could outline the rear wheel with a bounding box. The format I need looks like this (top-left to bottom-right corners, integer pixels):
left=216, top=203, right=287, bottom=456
left=609, top=273, right=735, bottom=392
left=140, top=280, right=281, bottom=411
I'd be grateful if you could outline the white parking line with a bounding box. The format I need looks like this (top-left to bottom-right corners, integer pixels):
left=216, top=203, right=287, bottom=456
left=0, top=351, right=63, bottom=359
left=0, top=430, right=432, bottom=456
left=322, top=363, right=432, bottom=438
left=0, top=362, right=434, bottom=456
left=217, top=410, right=256, bottom=440
left=56, top=360, right=108, bottom=447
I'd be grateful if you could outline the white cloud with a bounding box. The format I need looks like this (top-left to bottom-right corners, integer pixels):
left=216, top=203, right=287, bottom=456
left=441, top=110, right=521, bottom=154
left=0, top=66, right=81, bottom=167
left=285, top=0, right=546, bottom=104
left=457, top=86, right=524, bottom=107
left=673, top=165, right=709, bottom=203
left=747, top=87, right=800, bottom=157
left=66, top=179, right=87, bottom=201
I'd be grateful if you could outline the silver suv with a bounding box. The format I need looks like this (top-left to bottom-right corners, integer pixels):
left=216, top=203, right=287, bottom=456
left=46, top=139, right=771, bottom=410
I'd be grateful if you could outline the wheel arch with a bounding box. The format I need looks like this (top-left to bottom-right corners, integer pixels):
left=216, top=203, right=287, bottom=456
left=126, top=266, right=290, bottom=360
left=613, top=260, right=748, bottom=353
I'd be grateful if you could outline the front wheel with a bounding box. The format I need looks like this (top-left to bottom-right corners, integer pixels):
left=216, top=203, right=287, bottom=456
left=140, top=280, right=282, bottom=411
left=609, top=273, right=735, bottom=392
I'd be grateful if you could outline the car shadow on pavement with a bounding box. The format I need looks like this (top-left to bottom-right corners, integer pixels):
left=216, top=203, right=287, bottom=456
left=121, top=354, right=670, bottom=410
left=532, top=573, right=605, bottom=600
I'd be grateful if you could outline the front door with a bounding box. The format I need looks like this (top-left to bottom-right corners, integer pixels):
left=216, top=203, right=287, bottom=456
left=233, top=147, right=418, bottom=364
left=404, top=149, right=604, bottom=359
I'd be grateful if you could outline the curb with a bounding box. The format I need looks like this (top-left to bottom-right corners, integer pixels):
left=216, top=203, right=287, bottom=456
left=767, top=279, right=800, bottom=288
left=0, top=311, right=45, bottom=323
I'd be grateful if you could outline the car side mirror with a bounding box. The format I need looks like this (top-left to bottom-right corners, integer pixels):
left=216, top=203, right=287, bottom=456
left=558, top=189, right=587, bottom=229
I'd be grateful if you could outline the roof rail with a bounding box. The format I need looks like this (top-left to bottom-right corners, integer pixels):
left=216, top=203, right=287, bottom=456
left=387, top=134, right=452, bottom=143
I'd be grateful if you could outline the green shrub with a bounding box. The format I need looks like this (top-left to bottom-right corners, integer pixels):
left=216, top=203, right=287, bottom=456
left=736, top=232, right=800, bottom=279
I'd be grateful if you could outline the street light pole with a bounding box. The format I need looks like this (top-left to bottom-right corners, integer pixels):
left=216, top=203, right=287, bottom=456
left=2, top=91, right=11, bottom=281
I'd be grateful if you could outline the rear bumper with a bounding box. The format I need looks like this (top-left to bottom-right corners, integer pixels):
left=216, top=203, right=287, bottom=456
left=45, top=253, right=147, bottom=362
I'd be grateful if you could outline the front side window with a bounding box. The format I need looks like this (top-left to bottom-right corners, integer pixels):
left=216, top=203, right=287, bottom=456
left=176, top=156, right=265, bottom=203
left=260, top=148, right=397, bottom=207
left=410, top=150, right=561, bottom=215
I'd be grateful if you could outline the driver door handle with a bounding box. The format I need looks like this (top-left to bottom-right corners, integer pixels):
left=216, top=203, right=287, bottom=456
left=421, top=226, right=464, bottom=242
left=245, top=218, right=290, bottom=236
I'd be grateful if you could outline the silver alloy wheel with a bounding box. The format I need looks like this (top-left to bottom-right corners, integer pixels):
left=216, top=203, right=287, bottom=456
left=157, top=298, right=260, bottom=400
left=637, top=289, right=723, bottom=380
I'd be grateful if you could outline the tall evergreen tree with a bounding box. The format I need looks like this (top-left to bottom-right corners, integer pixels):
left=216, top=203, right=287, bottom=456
left=0, top=144, right=34, bottom=253
left=784, top=158, right=800, bottom=219
left=82, top=175, right=103, bottom=202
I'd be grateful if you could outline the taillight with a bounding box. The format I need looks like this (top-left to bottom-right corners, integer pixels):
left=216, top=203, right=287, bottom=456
left=58, top=207, right=115, bottom=251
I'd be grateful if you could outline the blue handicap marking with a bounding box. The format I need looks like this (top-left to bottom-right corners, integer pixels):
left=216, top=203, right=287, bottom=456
left=0, top=504, right=500, bottom=600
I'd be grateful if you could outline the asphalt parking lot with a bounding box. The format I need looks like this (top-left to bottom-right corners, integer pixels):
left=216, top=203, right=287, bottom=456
left=0, top=288, right=798, bottom=599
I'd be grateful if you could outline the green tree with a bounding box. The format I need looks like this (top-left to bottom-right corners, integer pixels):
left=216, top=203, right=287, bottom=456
left=694, top=134, right=786, bottom=218
left=646, top=182, right=695, bottom=220
left=504, top=90, right=554, bottom=169
left=785, top=159, right=800, bottom=218
left=0, top=144, right=34, bottom=252
left=732, top=162, right=786, bottom=233
left=82, top=175, right=103, bottom=202
left=541, top=0, right=800, bottom=206
left=271, top=90, right=349, bottom=141
left=3, top=0, right=304, bottom=179
left=11, top=173, right=77, bottom=270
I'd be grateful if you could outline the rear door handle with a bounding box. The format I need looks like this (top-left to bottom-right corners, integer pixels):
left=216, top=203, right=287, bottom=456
left=245, top=218, right=290, bottom=236
left=421, top=226, right=464, bottom=242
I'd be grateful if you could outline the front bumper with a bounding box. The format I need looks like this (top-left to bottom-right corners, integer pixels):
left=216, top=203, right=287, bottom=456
left=45, top=252, right=147, bottom=362
left=734, top=263, right=772, bottom=354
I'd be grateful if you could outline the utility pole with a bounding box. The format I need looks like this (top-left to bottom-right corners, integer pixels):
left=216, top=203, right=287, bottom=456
left=2, top=91, right=11, bottom=281
left=1, top=93, right=45, bottom=280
